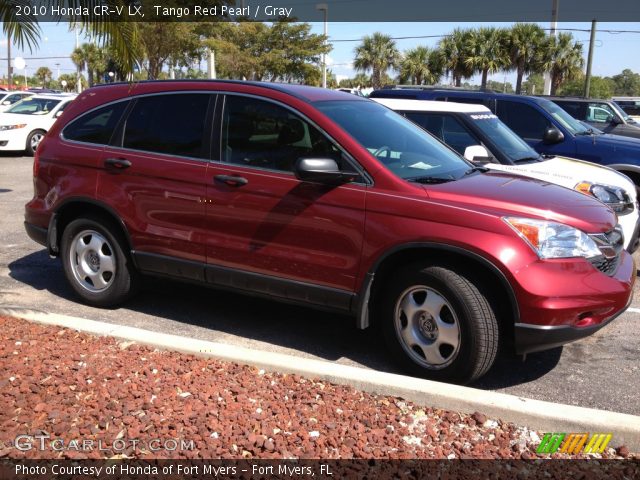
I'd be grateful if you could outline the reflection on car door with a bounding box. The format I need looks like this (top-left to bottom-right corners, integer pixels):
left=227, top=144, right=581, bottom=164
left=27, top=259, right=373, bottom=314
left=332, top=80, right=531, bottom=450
left=204, top=94, right=367, bottom=307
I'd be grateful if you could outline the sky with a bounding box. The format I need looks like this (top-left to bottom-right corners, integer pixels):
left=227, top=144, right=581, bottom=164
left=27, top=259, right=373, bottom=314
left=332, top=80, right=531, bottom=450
left=3, top=21, right=640, bottom=86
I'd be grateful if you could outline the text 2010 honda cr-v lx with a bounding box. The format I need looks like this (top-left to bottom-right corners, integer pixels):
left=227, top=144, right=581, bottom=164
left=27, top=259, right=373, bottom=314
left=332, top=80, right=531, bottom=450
left=24, top=81, right=635, bottom=384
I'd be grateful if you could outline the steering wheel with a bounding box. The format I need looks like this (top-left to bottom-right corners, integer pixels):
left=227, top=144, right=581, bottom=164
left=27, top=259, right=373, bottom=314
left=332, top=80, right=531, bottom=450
left=372, top=145, right=391, bottom=158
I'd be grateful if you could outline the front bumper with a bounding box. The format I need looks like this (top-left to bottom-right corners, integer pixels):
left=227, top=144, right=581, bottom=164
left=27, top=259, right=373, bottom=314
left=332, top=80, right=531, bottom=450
left=0, top=129, right=28, bottom=150
left=513, top=251, right=635, bottom=354
left=625, top=212, right=640, bottom=253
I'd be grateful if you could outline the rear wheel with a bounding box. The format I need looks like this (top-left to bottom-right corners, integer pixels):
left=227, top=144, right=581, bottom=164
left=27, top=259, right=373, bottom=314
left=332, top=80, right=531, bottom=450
left=60, top=216, right=138, bottom=307
left=25, top=129, right=46, bottom=156
left=378, top=264, right=499, bottom=384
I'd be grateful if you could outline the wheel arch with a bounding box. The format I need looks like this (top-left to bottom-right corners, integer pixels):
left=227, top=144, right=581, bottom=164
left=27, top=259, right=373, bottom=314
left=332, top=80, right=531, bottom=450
left=48, top=197, right=134, bottom=260
left=355, top=243, right=520, bottom=336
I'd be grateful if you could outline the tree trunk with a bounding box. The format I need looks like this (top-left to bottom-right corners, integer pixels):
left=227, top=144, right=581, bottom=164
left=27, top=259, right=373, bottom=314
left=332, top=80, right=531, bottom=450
left=88, top=70, right=94, bottom=87
left=550, top=73, right=561, bottom=95
left=455, top=74, right=461, bottom=87
left=481, top=69, right=488, bottom=89
left=515, top=64, right=524, bottom=94
left=373, top=66, right=381, bottom=90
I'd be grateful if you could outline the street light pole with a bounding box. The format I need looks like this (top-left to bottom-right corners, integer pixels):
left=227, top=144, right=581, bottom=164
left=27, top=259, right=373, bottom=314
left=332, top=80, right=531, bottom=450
left=316, top=3, right=328, bottom=88
left=543, top=0, right=559, bottom=95
left=7, top=39, right=11, bottom=89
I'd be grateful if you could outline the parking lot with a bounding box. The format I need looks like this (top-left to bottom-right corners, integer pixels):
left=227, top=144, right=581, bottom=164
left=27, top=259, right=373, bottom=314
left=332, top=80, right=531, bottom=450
left=1, top=153, right=639, bottom=416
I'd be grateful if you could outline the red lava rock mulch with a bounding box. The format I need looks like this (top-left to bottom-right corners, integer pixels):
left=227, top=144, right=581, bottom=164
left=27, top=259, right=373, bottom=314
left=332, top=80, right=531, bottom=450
left=0, top=315, right=635, bottom=460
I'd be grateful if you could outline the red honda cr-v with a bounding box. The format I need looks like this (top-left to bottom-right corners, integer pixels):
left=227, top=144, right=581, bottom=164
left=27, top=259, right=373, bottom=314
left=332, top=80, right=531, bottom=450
left=24, top=81, right=634, bottom=383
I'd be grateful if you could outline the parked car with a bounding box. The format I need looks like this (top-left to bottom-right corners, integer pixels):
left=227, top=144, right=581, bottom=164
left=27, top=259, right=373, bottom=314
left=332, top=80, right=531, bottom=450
left=544, top=96, right=640, bottom=139
left=0, top=94, right=76, bottom=154
left=613, top=97, right=640, bottom=120
left=370, top=87, right=640, bottom=189
left=0, top=91, right=34, bottom=111
left=373, top=97, right=640, bottom=252
left=24, top=81, right=634, bottom=384
left=335, top=87, right=366, bottom=97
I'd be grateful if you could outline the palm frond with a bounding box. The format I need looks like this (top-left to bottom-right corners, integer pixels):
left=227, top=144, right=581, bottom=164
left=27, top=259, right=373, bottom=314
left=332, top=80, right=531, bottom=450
left=0, top=0, right=41, bottom=51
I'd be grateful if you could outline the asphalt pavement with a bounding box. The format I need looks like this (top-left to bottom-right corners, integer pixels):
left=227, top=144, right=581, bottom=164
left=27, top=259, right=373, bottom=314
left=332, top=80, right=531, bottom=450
left=1, top=153, right=638, bottom=415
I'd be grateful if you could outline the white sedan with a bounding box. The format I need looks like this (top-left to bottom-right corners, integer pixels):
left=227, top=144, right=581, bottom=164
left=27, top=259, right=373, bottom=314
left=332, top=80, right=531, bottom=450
left=0, top=91, right=34, bottom=111
left=0, top=94, right=76, bottom=155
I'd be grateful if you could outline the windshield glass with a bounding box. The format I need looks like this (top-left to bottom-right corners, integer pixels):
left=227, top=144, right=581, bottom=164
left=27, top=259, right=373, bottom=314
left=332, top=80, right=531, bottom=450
left=7, top=98, right=61, bottom=115
left=314, top=100, right=472, bottom=181
left=611, top=101, right=633, bottom=122
left=467, top=113, right=540, bottom=163
left=538, top=99, right=589, bottom=135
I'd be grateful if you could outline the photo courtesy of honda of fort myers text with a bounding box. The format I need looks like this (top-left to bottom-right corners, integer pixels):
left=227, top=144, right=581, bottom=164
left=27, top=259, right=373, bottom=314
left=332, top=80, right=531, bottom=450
left=1, top=0, right=640, bottom=478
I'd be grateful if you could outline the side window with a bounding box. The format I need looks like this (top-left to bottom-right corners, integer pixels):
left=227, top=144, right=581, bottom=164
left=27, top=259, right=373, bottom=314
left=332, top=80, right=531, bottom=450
left=6, top=94, right=24, bottom=104
left=123, top=94, right=210, bottom=158
left=556, top=101, right=585, bottom=120
left=404, top=112, right=479, bottom=154
left=447, top=96, right=489, bottom=106
left=221, top=95, right=344, bottom=173
left=63, top=101, right=128, bottom=145
left=496, top=101, right=549, bottom=141
left=587, top=103, right=615, bottom=123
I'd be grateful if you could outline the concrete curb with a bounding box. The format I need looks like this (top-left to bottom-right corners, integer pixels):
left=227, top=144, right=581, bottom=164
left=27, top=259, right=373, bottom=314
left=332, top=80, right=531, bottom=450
left=2, top=306, right=639, bottom=451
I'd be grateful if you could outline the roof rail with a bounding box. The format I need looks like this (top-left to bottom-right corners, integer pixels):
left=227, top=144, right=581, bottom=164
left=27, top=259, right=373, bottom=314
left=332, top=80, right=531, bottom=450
left=380, top=84, right=497, bottom=93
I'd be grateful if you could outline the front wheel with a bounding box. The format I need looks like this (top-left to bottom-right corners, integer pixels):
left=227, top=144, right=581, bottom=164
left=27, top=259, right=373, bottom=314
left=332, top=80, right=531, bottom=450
left=60, top=216, right=138, bottom=307
left=378, top=264, right=499, bottom=384
left=26, top=129, right=46, bottom=156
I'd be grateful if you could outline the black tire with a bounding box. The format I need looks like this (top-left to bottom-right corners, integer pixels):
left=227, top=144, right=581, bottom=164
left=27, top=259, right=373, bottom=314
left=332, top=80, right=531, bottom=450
left=60, top=216, right=138, bottom=307
left=25, top=129, right=46, bottom=156
left=377, top=264, right=498, bottom=384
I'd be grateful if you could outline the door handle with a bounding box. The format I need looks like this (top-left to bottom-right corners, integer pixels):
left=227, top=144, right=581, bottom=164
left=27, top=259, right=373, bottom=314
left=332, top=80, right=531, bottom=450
left=104, top=158, right=132, bottom=169
left=214, top=174, right=248, bottom=187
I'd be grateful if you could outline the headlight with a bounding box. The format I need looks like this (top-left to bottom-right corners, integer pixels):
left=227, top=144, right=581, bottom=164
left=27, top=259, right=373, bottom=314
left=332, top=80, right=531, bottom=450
left=504, top=217, right=602, bottom=259
left=575, top=181, right=634, bottom=215
left=0, top=124, right=26, bottom=131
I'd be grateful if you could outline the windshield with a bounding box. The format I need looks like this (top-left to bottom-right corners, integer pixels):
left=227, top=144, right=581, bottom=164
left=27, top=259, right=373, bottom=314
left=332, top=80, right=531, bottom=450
left=538, top=99, right=590, bottom=135
left=468, top=113, right=540, bottom=163
left=314, top=100, right=472, bottom=181
left=611, top=101, right=634, bottom=123
left=7, top=98, right=61, bottom=115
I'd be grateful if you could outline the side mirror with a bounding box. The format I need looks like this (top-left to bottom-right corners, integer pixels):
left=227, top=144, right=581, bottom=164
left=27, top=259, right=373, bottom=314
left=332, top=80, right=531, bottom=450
left=543, top=127, right=564, bottom=144
left=611, top=115, right=623, bottom=125
left=294, top=158, right=357, bottom=184
left=1, top=101, right=10, bottom=105
left=54, top=111, right=63, bottom=118
left=463, top=145, right=492, bottom=163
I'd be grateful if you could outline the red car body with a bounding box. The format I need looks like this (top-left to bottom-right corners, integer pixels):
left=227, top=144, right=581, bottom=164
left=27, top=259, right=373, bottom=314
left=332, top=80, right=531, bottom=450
left=24, top=81, right=634, bottom=378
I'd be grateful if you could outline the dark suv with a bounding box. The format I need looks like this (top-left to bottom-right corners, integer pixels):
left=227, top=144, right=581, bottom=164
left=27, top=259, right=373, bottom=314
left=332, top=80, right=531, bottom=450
left=545, top=96, right=640, bottom=139
left=370, top=87, right=640, bottom=187
left=24, top=81, right=634, bottom=383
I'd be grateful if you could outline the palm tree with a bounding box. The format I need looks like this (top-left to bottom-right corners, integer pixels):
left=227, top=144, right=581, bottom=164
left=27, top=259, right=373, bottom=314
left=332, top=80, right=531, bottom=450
left=353, top=33, right=400, bottom=89
left=400, top=46, right=443, bottom=85
left=465, top=27, right=509, bottom=89
left=507, top=23, right=546, bottom=94
left=438, top=28, right=474, bottom=87
left=1, top=1, right=139, bottom=77
left=543, top=33, right=585, bottom=95
left=72, top=43, right=107, bottom=87
left=35, top=66, right=52, bottom=87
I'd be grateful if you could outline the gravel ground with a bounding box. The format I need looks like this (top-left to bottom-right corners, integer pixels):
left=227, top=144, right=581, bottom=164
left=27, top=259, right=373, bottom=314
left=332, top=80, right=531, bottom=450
left=0, top=316, right=635, bottom=460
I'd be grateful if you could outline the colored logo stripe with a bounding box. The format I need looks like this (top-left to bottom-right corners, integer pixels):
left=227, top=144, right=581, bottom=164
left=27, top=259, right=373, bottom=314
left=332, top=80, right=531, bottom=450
left=537, top=433, right=612, bottom=454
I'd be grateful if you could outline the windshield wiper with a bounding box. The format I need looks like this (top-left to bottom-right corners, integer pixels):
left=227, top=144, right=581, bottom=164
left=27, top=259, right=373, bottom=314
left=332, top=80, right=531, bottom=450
left=464, top=166, right=490, bottom=175
left=406, top=175, right=455, bottom=184
left=513, top=156, right=542, bottom=164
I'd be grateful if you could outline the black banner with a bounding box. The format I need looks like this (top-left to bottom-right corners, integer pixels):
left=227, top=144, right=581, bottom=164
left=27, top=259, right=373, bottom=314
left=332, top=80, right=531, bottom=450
left=1, top=459, right=639, bottom=480
left=8, top=0, right=640, bottom=22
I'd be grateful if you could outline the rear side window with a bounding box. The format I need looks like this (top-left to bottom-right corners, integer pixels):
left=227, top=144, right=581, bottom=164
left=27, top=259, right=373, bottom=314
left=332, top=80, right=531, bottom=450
left=555, top=101, right=586, bottom=120
left=123, top=94, right=210, bottom=158
left=63, top=101, right=128, bottom=145
left=404, top=112, right=479, bottom=154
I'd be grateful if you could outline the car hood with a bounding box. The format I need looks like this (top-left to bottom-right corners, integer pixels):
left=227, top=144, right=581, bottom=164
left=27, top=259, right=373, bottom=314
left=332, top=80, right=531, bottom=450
left=485, top=156, right=637, bottom=201
left=424, top=171, right=616, bottom=234
left=580, top=131, right=640, bottom=148
left=0, top=112, right=39, bottom=123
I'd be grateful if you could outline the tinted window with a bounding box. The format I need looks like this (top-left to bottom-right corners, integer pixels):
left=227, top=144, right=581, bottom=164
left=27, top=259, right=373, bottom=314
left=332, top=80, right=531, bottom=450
left=315, top=100, right=472, bottom=181
left=64, top=101, right=127, bottom=145
left=496, top=101, right=549, bottom=141
left=221, top=95, right=344, bottom=173
left=554, top=101, right=585, bottom=120
left=446, top=96, right=489, bottom=105
left=405, top=112, right=479, bottom=155
left=123, top=94, right=210, bottom=158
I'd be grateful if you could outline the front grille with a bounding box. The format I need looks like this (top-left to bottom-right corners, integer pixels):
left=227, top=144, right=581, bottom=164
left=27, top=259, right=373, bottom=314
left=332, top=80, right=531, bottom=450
left=588, top=225, right=624, bottom=276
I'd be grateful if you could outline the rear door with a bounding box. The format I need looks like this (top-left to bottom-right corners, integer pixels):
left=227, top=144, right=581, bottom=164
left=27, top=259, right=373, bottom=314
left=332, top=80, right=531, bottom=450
left=97, top=92, right=214, bottom=280
left=204, top=93, right=367, bottom=305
